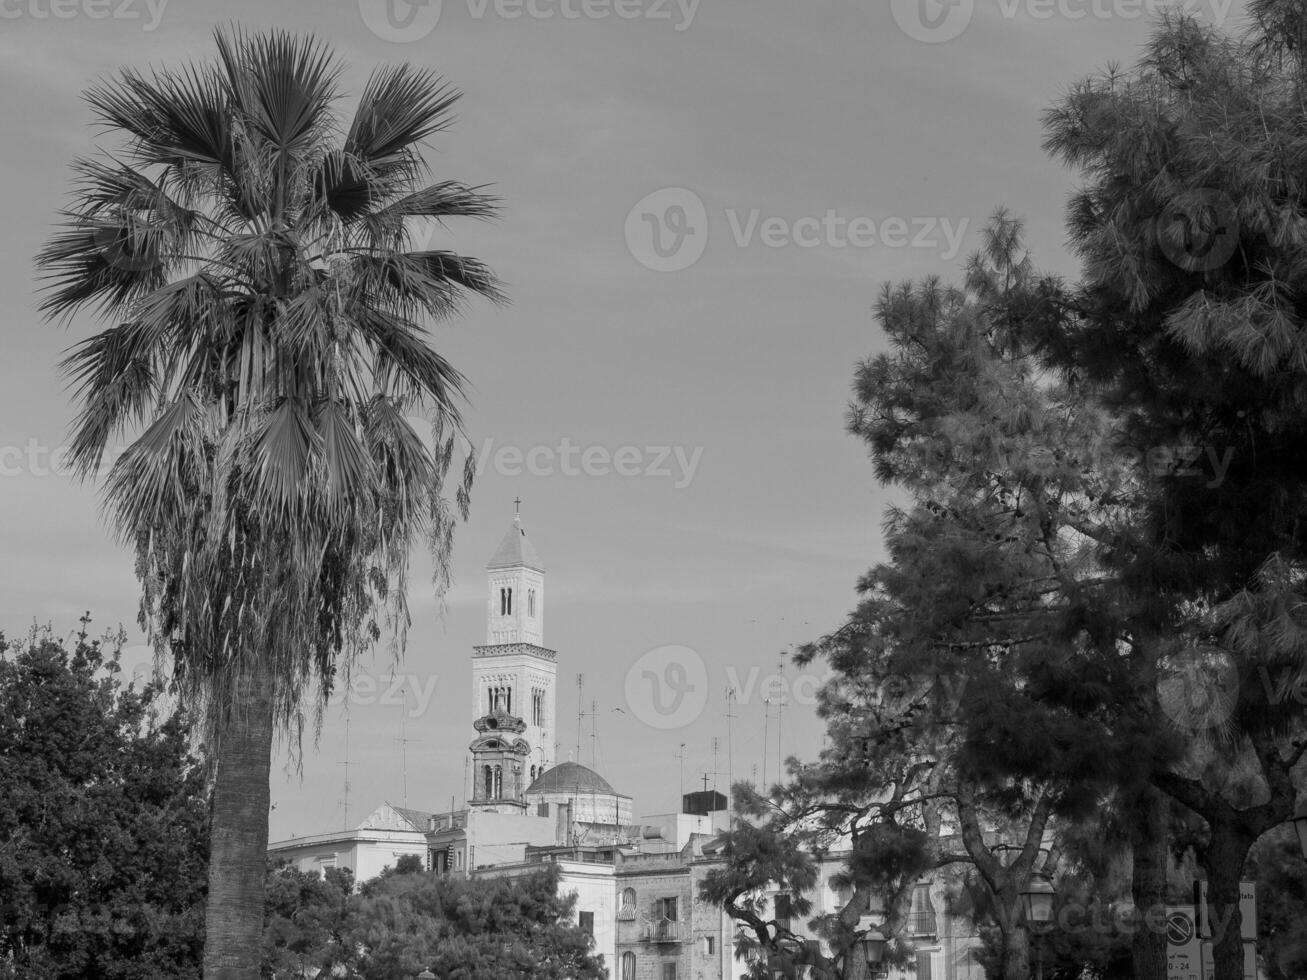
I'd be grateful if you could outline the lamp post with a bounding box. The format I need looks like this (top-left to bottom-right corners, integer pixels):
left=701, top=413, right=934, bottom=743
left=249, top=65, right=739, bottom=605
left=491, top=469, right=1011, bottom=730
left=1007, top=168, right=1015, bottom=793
left=1020, top=876, right=1056, bottom=980
left=859, top=927, right=888, bottom=978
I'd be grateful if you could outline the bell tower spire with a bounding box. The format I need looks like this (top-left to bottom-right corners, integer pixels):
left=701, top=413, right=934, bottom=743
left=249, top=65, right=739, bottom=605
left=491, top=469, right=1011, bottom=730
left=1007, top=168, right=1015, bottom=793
left=469, top=503, right=557, bottom=809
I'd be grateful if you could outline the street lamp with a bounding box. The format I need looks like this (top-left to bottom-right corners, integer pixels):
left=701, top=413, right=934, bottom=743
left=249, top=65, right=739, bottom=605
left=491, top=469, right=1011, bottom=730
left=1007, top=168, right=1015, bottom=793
left=1020, top=876, right=1057, bottom=980
left=1293, top=805, right=1307, bottom=860
left=859, top=928, right=888, bottom=978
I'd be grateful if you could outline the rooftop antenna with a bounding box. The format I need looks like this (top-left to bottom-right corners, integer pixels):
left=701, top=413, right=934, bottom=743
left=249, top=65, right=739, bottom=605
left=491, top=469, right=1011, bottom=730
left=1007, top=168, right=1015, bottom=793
left=393, top=687, right=420, bottom=809
left=589, top=699, right=598, bottom=769
left=725, top=688, right=737, bottom=813
left=675, top=743, right=689, bottom=804
left=762, top=697, right=771, bottom=789
left=575, top=674, right=584, bottom=762
left=338, top=715, right=352, bottom=829
left=711, top=736, right=720, bottom=795
left=774, top=657, right=789, bottom=786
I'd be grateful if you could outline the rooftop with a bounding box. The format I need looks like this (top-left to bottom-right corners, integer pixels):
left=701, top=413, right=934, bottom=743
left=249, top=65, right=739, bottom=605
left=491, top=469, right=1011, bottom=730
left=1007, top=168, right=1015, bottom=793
left=526, top=761, right=619, bottom=797
left=487, top=518, right=544, bottom=572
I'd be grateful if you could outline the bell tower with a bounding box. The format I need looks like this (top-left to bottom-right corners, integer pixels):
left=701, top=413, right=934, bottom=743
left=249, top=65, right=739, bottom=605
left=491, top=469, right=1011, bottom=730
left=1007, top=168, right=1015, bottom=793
left=468, top=505, right=557, bottom=809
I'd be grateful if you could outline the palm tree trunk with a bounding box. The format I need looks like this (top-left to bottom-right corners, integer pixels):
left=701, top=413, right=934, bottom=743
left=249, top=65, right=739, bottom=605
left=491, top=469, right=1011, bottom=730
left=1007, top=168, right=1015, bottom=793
left=203, top=664, right=275, bottom=980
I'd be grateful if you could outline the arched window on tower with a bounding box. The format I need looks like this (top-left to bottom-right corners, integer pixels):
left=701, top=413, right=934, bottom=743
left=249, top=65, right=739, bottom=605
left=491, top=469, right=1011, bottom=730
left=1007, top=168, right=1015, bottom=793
left=483, top=765, right=493, bottom=799
left=505, top=588, right=512, bottom=616
left=528, top=589, right=536, bottom=617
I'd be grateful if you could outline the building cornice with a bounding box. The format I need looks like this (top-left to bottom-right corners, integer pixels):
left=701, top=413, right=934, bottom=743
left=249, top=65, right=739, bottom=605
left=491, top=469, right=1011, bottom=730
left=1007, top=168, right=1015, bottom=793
left=473, top=643, right=557, bottom=661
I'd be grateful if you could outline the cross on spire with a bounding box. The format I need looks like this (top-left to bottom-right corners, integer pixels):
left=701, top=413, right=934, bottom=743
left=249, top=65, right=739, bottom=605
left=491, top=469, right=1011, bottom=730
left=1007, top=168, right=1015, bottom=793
left=514, top=496, right=522, bottom=523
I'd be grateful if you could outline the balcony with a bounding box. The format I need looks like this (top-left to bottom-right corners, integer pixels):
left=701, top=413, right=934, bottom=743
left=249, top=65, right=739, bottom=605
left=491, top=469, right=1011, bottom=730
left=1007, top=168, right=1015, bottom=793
left=617, top=907, right=637, bottom=922
left=641, top=919, right=684, bottom=943
left=908, top=909, right=937, bottom=938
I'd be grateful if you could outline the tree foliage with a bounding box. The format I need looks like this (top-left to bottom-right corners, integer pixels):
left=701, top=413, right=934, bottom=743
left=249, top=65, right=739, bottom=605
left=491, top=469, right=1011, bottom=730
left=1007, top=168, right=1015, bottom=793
left=260, top=864, right=606, bottom=980
left=0, top=619, right=210, bottom=980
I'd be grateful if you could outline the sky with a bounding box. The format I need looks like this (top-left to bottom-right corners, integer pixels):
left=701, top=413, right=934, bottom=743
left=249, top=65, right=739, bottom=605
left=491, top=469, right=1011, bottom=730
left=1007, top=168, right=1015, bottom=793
left=0, top=0, right=1249, bottom=841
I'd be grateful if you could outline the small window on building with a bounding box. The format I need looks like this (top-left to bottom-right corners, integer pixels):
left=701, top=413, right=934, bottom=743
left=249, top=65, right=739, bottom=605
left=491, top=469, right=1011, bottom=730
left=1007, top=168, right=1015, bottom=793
left=579, top=911, right=594, bottom=936
left=528, top=588, right=536, bottom=617
left=704, top=936, right=715, bottom=955
left=774, top=893, right=792, bottom=922
left=656, top=897, right=678, bottom=921
left=621, top=888, right=637, bottom=911
left=662, top=962, right=676, bottom=980
left=621, top=952, right=636, bottom=980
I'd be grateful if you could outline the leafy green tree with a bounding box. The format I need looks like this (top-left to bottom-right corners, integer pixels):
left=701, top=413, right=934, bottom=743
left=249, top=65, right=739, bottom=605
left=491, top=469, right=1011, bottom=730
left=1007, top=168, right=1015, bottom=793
left=0, top=619, right=209, bottom=980
left=701, top=217, right=1148, bottom=980
left=261, top=863, right=353, bottom=980
left=1246, top=822, right=1307, bottom=980
left=1039, top=5, right=1307, bottom=976
left=35, top=28, right=501, bottom=980
left=340, top=866, right=604, bottom=980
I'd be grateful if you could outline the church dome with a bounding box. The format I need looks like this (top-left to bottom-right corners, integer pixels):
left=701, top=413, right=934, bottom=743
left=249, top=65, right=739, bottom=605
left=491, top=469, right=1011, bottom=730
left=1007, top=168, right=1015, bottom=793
left=525, top=761, right=617, bottom=796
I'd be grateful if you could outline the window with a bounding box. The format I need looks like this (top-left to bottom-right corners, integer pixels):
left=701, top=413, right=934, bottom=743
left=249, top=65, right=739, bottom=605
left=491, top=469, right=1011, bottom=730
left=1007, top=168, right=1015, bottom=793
left=909, top=883, right=937, bottom=937
left=662, top=963, right=676, bottom=980
left=916, top=951, right=933, bottom=980
left=579, top=911, right=594, bottom=936
left=621, top=952, right=636, bottom=980
left=532, top=689, right=545, bottom=726
left=528, top=588, right=536, bottom=617
left=774, top=893, right=792, bottom=923
left=618, top=887, right=637, bottom=919
left=655, top=897, right=678, bottom=922
left=703, top=936, right=715, bottom=955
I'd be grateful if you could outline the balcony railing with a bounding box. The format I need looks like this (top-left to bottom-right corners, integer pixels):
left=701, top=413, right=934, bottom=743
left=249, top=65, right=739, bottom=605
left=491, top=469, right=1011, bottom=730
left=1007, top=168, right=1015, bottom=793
left=908, top=909, right=937, bottom=938
left=616, top=907, right=637, bottom=921
left=641, top=919, right=683, bottom=943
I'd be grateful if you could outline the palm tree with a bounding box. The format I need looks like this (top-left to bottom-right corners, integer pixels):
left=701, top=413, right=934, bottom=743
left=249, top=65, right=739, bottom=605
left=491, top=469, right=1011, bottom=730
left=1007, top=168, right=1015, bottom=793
left=36, top=28, right=502, bottom=980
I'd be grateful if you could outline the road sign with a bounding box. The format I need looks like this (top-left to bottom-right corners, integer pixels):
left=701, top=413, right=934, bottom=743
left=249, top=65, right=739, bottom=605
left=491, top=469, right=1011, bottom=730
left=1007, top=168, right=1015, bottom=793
left=1194, top=881, right=1257, bottom=943
left=1168, top=905, right=1201, bottom=980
